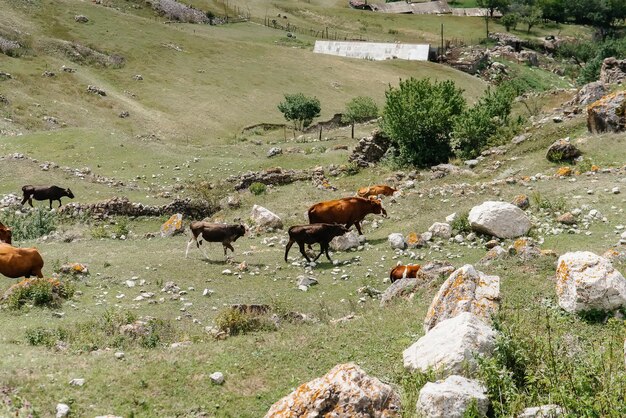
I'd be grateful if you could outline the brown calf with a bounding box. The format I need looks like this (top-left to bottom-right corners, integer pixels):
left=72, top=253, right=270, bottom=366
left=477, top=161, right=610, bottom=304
left=185, top=222, right=246, bottom=259
left=308, top=197, right=387, bottom=235
left=0, top=222, right=11, bottom=244
left=285, top=223, right=349, bottom=263
left=0, top=243, right=44, bottom=279
left=389, top=264, right=421, bottom=283
left=357, top=185, right=397, bottom=198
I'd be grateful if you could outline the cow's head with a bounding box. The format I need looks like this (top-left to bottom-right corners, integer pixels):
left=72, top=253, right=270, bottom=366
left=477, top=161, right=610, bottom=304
left=236, top=224, right=247, bottom=238
left=66, top=188, right=75, bottom=199
left=0, top=222, right=12, bottom=245
left=368, top=197, right=388, bottom=218
left=332, top=223, right=350, bottom=236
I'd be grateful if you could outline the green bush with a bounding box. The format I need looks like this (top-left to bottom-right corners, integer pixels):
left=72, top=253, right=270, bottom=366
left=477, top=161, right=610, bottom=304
left=3, top=278, right=75, bottom=310
left=451, top=212, right=471, bottom=234
left=25, top=327, right=68, bottom=347
left=381, top=78, right=465, bottom=167
left=0, top=209, right=57, bottom=241
left=249, top=182, right=267, bottom=195
left=342, top=96, right=379, bottom=138
left=214, top=307, right=274, bottom=336
left=278, top=93, right=321, bottom=132
left=501, top=13, right=519, bottom=31
left=531, top=191, right=565, bottom=212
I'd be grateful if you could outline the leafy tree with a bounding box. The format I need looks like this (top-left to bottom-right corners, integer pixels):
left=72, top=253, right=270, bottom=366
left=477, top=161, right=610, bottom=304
left=452, top=86, right=515, bottom=159
left=381, top=78, right=465, bottom=168
left=277, top=93, right=321, bottom=133
left=477, top=0, right=510, bottom=17
left=500, top=13, right=519, bottom=31
left=342, top=96, right=379, bottom=138
left=520, top=6, right=542, bottom=34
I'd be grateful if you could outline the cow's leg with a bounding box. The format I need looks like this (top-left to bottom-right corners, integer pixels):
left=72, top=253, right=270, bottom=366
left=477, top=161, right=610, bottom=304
left=354, top=222, right=363, bottom=235
left=20, top=194, right=28, bottom=205
left=58, top=199, right=62, bottom=208
left=33, top=267, right=43, bottom=278
left=224, top=243, right=235, bottom=257
left=284, top=239, right=295, bottom=262
left=199, top=239, right=211, bottom=260
left=28, top=197, right=33, bottom=208
left=49, top=200, right=53, bottom=210
left=324, top=243, right=333, bottom=262
left=185, top=237, right=196, bottom=258
left=297, top=242, right=311, bottom=262
left=313, top=243, right=326, bottom=262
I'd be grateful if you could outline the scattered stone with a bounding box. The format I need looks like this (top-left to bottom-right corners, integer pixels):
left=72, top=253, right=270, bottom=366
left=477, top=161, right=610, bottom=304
left=330, top=230, right=360, bottom=251
left=510, top=237, right=542, bottom=261
left=251, top=205, right=283, bottom=230
left=445, top=213, right=458, bottom=223
left=546, top=138, right=581, bottom=162
left=388, top=233, right=407, bottom=250
left=552, top=116, right=563, bottom=123
left=429, top=222, right=452, bottom=239
left=556, top=166, right=572, bottom=177
left=74, top=15, right=89, bottom=23
left=485, top=239, right=500, bottom=249
left=406, top=232, right=427, bottom=248
left=517, top=404, right=565, bottom=418
left=42, top=70, right=56, bottom=77
left=469, top=201, right=531, bottom=239
left=556, top=212, right=576, bottom=225
left=424, top=265, right=500, bottom=331
left=119, top=111, right=130, bottom=118
left=267, top=147, right=282, bottom=158
left=61, top=65, right=76, bottom=73
left=59, top=263, right=89, bottom=275
left=556, top=251, right=626, bottom=313
left=115, top=352, right=125, bottom=360
left=210, top=371, right=225, bottom=385
left=417, top=375, right=489, bottom=418
left=464, top=159, right=479, bottom=168
left=421, top=260, right=455, bottom=279
left=403, top=312, right=496, bottom=376
left=87, top=85, right=106, bottom=96
left=160, top=213, right=183, bottom=237
left=612, top=187, right=620, bottom=194
left=297, top=275, right=318, bottom=287
left=599, top=57, right=626, bottom=85
left=133, top=74, right=143, bottom=80
left=264, top=363, right=400, bottom=418
left=478, top=245, right=507, bottom=266
left=56, top=403, right=70, bottom=418
left=348, top=129, right=391, bottom=167
left=69, top=378, right=85, bottom=386
left=569, top=81, right=607, bottom=107
left=380, top=272, right=436, bottom=307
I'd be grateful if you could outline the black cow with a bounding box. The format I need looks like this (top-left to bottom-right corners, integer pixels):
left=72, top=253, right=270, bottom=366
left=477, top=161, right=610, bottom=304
left=284, top=223, right=349, bottom=263
left=185, top=221, right=246, bottom=259
left=21, top=185, right=75, bottom=209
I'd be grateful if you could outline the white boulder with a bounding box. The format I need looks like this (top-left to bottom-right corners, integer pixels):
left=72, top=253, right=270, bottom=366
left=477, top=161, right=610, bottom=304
left=424, top=265, right=500, bottom=332
left=468, top=201, right=531, bottom=239
left=403, top=312, right=496, bottom=376
left=264, top=363, right=400, bottom=417
left=388, top=233, right=407, bottom=250
left=417, top=375, right=489, bottom=418
left=330, top=230, right=360, bottom=251
left=56, top=403, right=70, bottom=418
left=517, top=404, right=564, bottom=417
left=556, top=251, right=626, bottom=313
left=210, top=371, right=225, bottom=385
left=429, top=222, right=452, bottom=239
left=251, top=205, right=283, bottom=230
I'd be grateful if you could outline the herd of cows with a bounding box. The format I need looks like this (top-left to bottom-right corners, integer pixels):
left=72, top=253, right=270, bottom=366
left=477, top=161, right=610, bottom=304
left=0, top=183, right=420, bottom=283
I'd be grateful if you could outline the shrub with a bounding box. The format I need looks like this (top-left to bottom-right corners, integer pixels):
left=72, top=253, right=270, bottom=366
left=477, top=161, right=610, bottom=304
left=185, top=178, right=229, bottom=210
left=249, top=182, right=267, bottom=196
left=113, top=217, right=130, bottom=237
left=531, top=191, right=565, bottom=212
left=25, top=327, right=67, bottom=347
left=214, top=307, right=274, bottom=336
left=381, top=78, right=465, bottom=167
left=451, top=212, right=471, bottom=234
left=2, top=278, right=75, bottom=310
left=501, top=13, right=519, bottom=31
left=0, top=209, right=57, bottom=241
left=90, top=224, right=108, bottom=239
left=342, top=96, right=379, bottom=138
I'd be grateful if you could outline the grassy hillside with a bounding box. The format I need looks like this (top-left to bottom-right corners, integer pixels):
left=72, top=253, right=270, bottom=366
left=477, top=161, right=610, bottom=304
left=1, top=1, right=625, bottom=417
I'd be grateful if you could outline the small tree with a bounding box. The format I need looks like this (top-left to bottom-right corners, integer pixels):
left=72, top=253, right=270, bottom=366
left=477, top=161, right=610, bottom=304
left=520, top=6, right=542, bottom=34
left=342, top=96, right=379, bottom=138
left=500, top=13, right=519, bottom=31
left=476, top=0, right=510, bottom=17
left=381, top=78, right=465, bottom=168
left=277, top=93, right=321, bottom=135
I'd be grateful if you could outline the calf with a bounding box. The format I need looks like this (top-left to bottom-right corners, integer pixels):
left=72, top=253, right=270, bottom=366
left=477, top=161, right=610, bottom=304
left=0, top=222, right=11, bottom=245
left=0, top=243, right=44, bottom=278
left=21, top=185, right=75, bottom=209
left=185, top=221, right=246, bottom=259
left=285, top=223, right=349, bottom=263
left=357, top=185, right=397, bottom=198
left=389, top=264, right=422, bottom=283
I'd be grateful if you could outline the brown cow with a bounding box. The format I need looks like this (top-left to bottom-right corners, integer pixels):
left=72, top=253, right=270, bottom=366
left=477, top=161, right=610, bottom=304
left=389, top=264, right=421, bottom=283
left=0, top=222, right=11, bottom=244
left=308, top=197, right=387, bottom=235
left=0, top=243, right=44, bottom=278
left=185, top=222, right=246, bottom=259
left=285, top=223, right=349, bottom=263
left=357, top=185, right=397, bottom=198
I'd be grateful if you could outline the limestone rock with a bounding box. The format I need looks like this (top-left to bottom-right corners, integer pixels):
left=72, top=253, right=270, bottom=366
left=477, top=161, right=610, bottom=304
left=424, top=265, right=500, bottom=332
left=587, top=91, right=626, bottom=133
left=510, top=238, right=542, bottom=261
left=380, top=273, right=435, bottom=307
left=264, top=363, right=400, bottom=418
left=210, top=371, right=225, bottom=385
left=469, top=201, right=531, bottom=239
left=556, top=212, right=576, bottom=225
left=388, top=233, right=407, bottom=250
left=570, top=81, right=607, bottom=107
left=511, top=194, right=530, bottom=210
left=517, top=404, right=564, bottom=417
left=87, top=85, right=106, bottom=96
left=267, top=147, right=283, bottom=158
left=421, top=260, right=455, bottom=279
left=160, top=213, right=183, bottom=237
left=417, top=375, right=489, bottom=418
left=599, top=57, right=626, bottom=85
left=251, top=205, right=283, bottom=230
left=546, top=138, right=581, bottom=162
left=556, top=251, right=626, bottom=313
left=74, top=15, right=89, bottom=23
left=478, top=245, right=507, bottom=266
left=331, top=230, right=360, bottom=251
left=428, top=222, right=452, bottom=239
left=403, top=312, right=496, bottom=376
left=56, top=403, right=70, bottom=418
left=406, top=232, right=427, bottom=248
left=348, top=129, right=391, bottom=168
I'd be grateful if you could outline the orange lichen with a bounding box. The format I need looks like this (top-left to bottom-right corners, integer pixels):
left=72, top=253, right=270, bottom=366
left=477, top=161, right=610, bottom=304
left=556, top=166, right=572, bottom=177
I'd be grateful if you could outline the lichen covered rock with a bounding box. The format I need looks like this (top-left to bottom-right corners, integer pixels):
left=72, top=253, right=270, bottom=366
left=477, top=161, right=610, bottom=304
left=264, top=363, right=401, bottom=418
left=417, top=375, right=489, bottom=418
